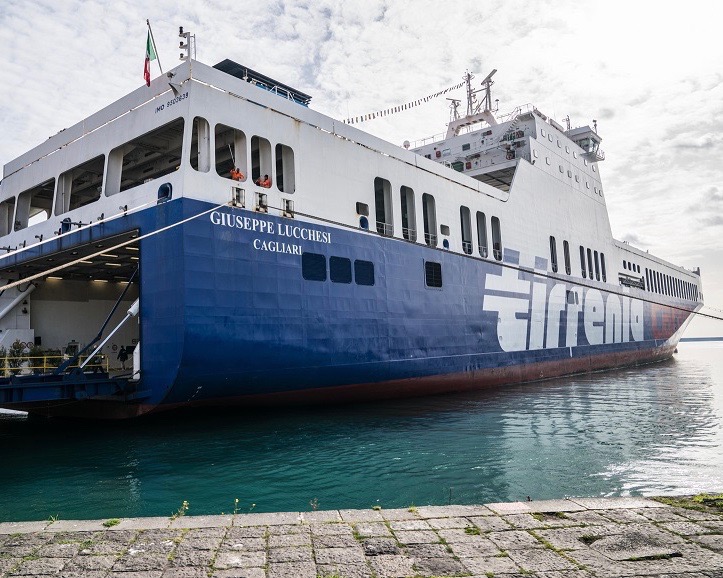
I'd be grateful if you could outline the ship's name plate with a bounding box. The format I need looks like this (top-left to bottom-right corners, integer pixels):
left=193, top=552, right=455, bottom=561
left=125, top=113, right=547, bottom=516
left=210, top=210, right=331, bottom=254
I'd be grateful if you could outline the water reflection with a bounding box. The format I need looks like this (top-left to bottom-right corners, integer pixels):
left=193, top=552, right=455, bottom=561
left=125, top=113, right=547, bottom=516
left=0, top=343, right=721, bottom=522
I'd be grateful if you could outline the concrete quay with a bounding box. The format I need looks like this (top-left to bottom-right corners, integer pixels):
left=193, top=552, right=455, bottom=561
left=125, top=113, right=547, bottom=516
left=1, top=496, right=722, bottom=578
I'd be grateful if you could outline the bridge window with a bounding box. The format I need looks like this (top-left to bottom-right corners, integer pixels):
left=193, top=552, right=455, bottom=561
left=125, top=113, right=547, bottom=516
left=354, top=260, right=375, bottom=286
left=329, top=256, right=352, bottom=284
left=374, top=177, right=393, bottom=236
left=563, top=240, right=571, bottom=275
left=549, top=236, right=558, bottom=273
left=601, top=253, right=607, bottom=282
left=594, top=250, right=600, bottom=281
left=190, top=117, right=211, bottom=173
left=460, top=206, right=472, bottom=255
left=302, top=252, right=326, bottom=281
left=491, top=216, right=502, bottom=261
left=476, top=212, right=488, bottom=258
left=580, top=245, right=586, bottom=278
left=251, top=135, right=272, bottom=183
left=107, top=118, right=184, bottom=196
left=0, top=197, right=16, bottom=236
left=422, top=193, right=437, bottom=247
left=15, top=179, right=55, bottom=230
left=424, top=261, right=443, bottom=288
left=215, top=124, right=247, bottom=181
left=586, top=248, right=593, bottom=279
left=275, top=143, right=296, bottom=193
left=56, top=155, right=105, bottom=215
left=400, top=186, right=416, bottom=241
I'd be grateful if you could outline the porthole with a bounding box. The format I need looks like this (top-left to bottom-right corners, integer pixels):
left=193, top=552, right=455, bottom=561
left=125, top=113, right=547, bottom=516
left=573, top=152, right=578, bottom=159
left=533, top=149, right=539, bottom=158
left=565, top=146, right=570, bottom=153
left=592, top=165, right=597, bottom=172
left=575, top=175, right=579, bottom=182
left=546, top=157, right=551, bottom=165
left=567, top=170, right=572, bottom=178
left=584, top=159, right=588, bottom=166
left=557, top=140, right=561, bottom=148
left=559, top=165, right=564, bottom=173
left=586, top=182, right=590, bottom=189
left=548, top=134, right=553, bottom=142
left=541, top=128, right=546, bottom=137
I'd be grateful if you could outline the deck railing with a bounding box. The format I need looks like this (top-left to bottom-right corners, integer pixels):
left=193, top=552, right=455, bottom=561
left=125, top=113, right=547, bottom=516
left=0, top=355, right=110, bottom=376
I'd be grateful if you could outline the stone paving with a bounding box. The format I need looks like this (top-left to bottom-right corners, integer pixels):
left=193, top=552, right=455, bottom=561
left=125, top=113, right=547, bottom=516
left=0, top=497, right=722, bottom=577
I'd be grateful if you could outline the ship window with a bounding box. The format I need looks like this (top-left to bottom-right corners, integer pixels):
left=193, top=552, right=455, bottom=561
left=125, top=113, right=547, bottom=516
left=354, top=260, right=375, bottom=286
left=215, top=124, right=248, bottom=181
left=15, top=178, right=55, bottom=230
left=563, top=240, right=571, bottom=275
left=0, top=197, right=16, bottom=236
left=557, top=139, right=561, bottom=148
left=190, top=117, right=211, bottom=173
left=567, top=170, right=572, bottom=178
left=356, top=202, right=369, bottom=216
left=400, top=186, right=416, bottom=241
left=275, top=143, right=296, bottom=193
left=592, top=165, right=597, bottom=173
left=580, top=245, right=586, bottom=278
left=586, top=248, right=593, bottom=279
left=533, top=149, right=538, bottom=158
left=302, top=252, right=326, bottom=281
left=476, top=211, right=488, bottom=258
left=549, top=236, right=558, bottom=273
left=573, top=152, right=578, bottom=158
left=107, top=117, right=184, bottom=196
left=601, top=252, right=607, bottom=282
left=594, top=250, right=600, bottom=281
left=424, top=261, right=443, bottom=288
left=565, top=146, right=570, bottom=153
left=330, top=256, right=352, bottom=284
left=56, top=155, right=105, bottom=215
left=374, top=177, right=393, bottom=236
left=541, top=129, right=546, bottom=137
left=460, top=206, right=472, bottom=254
left=586, top=182, right=590, bottom=189
left=645, top=268, right=650, bottom=291
left=251, top=135, right=272, bottom=183
left=559, top=165, right=564, bottom=173
left=584, top=159, right=588, bottom=166
left=545, top=157, right=551, bottom=165
left=462, top=143, right=471, bottom=151
left=422, top=193, right=437, bottom=247
left=623, top=260, right=627, bottom=270
left=491, top=216, right=502, bottom=261
left=575, top=175, right=579, bottom=182
left=548, top=134, right=553, bottom=142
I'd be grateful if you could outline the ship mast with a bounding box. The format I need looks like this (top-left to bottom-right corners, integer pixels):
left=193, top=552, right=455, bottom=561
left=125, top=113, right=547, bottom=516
left=446, top=69, right=499, bottom=138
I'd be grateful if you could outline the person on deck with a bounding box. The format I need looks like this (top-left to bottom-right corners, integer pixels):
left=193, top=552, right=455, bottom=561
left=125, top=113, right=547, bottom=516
left=229, top=167, right=244, bottom=181
left=255, top=174, right=272, bottom=188
left=117, top=346, right=129, bottom=371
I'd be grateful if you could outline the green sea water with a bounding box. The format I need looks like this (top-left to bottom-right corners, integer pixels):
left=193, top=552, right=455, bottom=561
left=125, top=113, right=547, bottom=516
left=1, top=342, right=721, bottom=522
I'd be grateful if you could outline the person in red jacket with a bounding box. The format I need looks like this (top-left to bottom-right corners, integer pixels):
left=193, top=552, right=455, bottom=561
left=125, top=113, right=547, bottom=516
left=255, top=174, right=272, bottom=188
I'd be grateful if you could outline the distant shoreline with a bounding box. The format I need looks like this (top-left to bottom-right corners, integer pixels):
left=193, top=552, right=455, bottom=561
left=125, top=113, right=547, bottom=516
left=679, top=337, right=723, bottom=342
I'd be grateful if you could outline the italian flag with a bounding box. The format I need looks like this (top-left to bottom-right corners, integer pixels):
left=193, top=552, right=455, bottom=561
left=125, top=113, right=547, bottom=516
left=144, top=31, right=156, bottom=87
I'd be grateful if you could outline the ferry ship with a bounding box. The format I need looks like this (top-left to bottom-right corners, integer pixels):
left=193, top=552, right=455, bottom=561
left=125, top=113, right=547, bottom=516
left=0, top=35, right=703, bottom=418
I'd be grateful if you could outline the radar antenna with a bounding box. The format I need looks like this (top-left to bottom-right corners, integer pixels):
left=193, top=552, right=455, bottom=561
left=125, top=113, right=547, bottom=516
left=464, top=69, right=497, bottom=117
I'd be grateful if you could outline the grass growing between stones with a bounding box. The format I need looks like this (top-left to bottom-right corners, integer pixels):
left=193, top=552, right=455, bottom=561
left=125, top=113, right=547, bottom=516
left=654, top=493, right=723, bottom=513
left=464, top=526, right=480, bottom=535
left=579, top=534, right=603, bottom=545
left=102, top=518, right=120, bottom=528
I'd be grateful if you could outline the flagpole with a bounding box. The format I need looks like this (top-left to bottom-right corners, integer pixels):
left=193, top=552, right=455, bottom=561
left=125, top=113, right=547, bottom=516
left=146, top=19, right=164, bottom=74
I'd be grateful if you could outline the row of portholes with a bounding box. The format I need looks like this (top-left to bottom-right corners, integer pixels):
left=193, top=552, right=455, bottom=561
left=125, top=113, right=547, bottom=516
left=538, top=128, right=598, bottom=175
left=534, top=150, right=602, bottom=196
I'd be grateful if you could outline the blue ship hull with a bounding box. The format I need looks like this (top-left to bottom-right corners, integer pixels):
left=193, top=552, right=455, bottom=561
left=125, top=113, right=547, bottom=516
left=0, top=198, right=694, bottom=418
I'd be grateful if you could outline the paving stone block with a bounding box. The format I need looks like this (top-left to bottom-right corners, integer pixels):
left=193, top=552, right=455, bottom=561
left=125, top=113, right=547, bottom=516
left=536, top=570, right=596, bottom=578
left=170, top=515, right=232, bottom=529
left=112, top=517, right=170, bottom=531
left=160, top=567, right=209, bottom=578
left=8, top=557, right=67, bottom=575
left=314, top=546, right=367, bottom=565
left=448, top=539, right=502, bottom=557
left=661, top=521, right=717, bottom=536
left=634, top=507, right=689, bottom=522
left=300, top=510, right=341, bottom=523
left=0, top=558, right=20, bottom=575
left=368, top=554, right=416, bottom=577
left=526, top=499, right=587, bottom=513
left=488, top=530, right=544, bottom=550
left=213, top=568, right=266, bottom=578
left=508, top=547, right=578, bottom=571
left=267, top=524, right=310, bottom=535
left=412, top=554, right=467, bottom=576
left=461, top=554, right=522, bottom=574
left=45, top=519, right=108, bottom=533
left=437, top=527, right=496, bottom=544
left=112, top=552, right=169, bottom=572
left=485, top=501, right=532, bottom=515
left=355, top=522, right=392, bottom=538
left=598, top=508, right=651, bottom=524
left=392, top=530, right=439, bottom=545
left=388, top=519, right=431, bottom=531
left=694, top=534, right=723, bottom=552
left=565, top=510, right=612, bottom=525
left=169, top=548, right=214, bottom=567
left=362, top=538, right=400, bottom=556
left=669, top=507, right=723, bottom=521
left=316, top=562, right=372, bottom=578
left=535, top=527, right=601, bottom=551
left=267, top=561, right=317, bottom=578
left=234, top=512, right=301, bottom=526
left=312, top=534, right=359, bottom=549
left=426, top=516, right=470, bottom=529
left=180, top=535, right=224, bottom=550
left=214, top=551, right=266, bottom=569
left=268, top=533, right=311, bottom=548
left=468, top=515, right=514, bottom=532
left=61, top=570, right=109, bottom=578
left=339, top=509, right=384, bottom=523
left=0, top=521, right=49, bottom=534
left=405, top=543, right=450, bottom=558
left=35, top=542, right=79, bottom=557
left=568, top=497, right=667, bottom=510
left=415, top=505, right=493, bottom=518
left=503, top=513, right=548, bottom=529
left=379, top=508, right=420, bottom=521
left=310, top=523, right=355, bottom=537
left=225, top=527, right=266, bottom=540
left=267, top=546, right=313, bottom=564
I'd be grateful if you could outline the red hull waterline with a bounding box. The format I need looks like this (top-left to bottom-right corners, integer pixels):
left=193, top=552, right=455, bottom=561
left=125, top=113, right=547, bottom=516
left=7, top=343, right=677, bottom=420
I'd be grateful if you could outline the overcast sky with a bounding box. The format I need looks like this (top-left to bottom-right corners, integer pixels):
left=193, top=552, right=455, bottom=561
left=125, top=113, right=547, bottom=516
left=1, top=0, right=721, bottom=335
